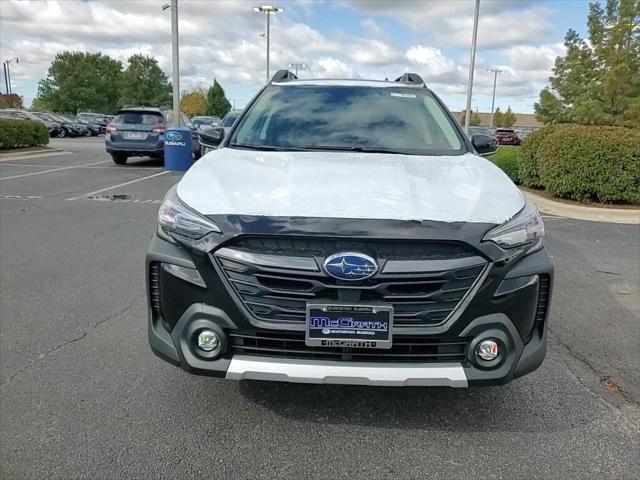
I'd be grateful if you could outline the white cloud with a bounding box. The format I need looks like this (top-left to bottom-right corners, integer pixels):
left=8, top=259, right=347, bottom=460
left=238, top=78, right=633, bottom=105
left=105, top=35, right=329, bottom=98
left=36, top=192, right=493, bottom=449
left=0, top=0, right=563, bottom=112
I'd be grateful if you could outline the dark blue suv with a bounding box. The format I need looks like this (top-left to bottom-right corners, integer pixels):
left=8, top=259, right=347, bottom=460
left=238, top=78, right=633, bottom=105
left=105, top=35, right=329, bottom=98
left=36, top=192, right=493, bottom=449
left=105, top=108, right=200, bottom=165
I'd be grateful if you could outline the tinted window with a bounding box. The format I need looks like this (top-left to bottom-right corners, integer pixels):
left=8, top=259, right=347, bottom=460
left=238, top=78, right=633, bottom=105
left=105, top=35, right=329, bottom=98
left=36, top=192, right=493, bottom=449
left=115, top=112, right=163, bottom=125
left=231, top=85, right=465, bottom=155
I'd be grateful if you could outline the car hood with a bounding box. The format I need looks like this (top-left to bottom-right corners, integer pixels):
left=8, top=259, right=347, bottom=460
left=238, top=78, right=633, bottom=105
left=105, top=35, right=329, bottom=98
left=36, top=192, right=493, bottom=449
left=177, top=148, right=524, bottom=224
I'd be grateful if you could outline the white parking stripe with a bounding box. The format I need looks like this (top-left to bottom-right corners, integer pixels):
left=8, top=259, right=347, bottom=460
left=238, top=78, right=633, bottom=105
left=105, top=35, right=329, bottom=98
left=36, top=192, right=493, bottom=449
left=66, top=170, right=170, bottom=200
left=0, top=160, right=110, bottom=180
left=0, top=150, right=71, bottom=162
left=0, top=163, right=164, bottom=170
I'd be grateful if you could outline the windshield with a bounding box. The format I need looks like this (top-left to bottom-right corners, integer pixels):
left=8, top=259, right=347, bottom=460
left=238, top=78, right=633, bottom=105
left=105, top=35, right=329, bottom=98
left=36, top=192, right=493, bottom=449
left=230, top=85, right=465, bottom=155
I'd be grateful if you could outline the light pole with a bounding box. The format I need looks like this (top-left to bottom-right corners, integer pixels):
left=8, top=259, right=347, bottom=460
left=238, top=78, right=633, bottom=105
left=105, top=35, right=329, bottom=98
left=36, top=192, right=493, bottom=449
left=487, top=68, right=503, bottom=128
left=253, top=5, right=284, bottom=83
left=162, top=1, right=181, bottom=126
left=463, top=0, right=480, bottom=135
left=288, top=63, right=307, bottom=76
left=3, top=57, right=19, bottom=94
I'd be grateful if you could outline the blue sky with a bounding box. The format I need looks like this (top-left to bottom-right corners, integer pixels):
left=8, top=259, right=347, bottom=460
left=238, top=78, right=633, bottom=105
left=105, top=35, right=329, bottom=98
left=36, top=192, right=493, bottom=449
left=1, top=0, right=594, bottom=114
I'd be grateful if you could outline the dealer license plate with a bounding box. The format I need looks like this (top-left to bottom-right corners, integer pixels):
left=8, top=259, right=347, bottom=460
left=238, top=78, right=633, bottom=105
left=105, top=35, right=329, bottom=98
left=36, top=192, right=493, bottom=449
left=305, top=304, right=393, bottom=349
left=124, top=131, right=146, bottom=140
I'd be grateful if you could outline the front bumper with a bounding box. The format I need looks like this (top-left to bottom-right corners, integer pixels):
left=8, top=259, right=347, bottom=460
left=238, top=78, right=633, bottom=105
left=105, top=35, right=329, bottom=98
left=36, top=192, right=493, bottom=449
left=226, top=356, right=468, bottom=387
left=146, top=229, right=553, bottom=387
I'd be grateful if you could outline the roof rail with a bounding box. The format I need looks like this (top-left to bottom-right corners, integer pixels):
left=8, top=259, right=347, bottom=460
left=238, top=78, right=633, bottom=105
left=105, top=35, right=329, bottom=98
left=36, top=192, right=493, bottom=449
left=394, top=73, right=425, bottom=86
left=271, top=69, right=298, bottom=82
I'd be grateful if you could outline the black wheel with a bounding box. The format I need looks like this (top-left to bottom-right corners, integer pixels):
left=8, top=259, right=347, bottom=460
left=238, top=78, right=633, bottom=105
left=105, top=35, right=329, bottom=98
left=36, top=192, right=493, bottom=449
left=112, top=153, right=128, bottom=165
left=194, top=147, right=202, bottom=160
left=84, top=130, right=92, bottom=137
left=56, top=128, right=67, bottom=138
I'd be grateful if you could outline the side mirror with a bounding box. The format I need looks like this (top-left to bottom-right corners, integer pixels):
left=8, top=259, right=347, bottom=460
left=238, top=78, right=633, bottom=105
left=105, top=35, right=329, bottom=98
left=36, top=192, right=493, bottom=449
left=198, top=126, right=225, bottom=148
left=471, top=134, right=498, bottom=157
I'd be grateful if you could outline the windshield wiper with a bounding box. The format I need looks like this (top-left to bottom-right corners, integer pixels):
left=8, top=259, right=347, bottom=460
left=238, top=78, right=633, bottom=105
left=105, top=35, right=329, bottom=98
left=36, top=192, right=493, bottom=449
left=228, top=143, right=292, bottom=151
left=299, top=145, right=407, bottom=154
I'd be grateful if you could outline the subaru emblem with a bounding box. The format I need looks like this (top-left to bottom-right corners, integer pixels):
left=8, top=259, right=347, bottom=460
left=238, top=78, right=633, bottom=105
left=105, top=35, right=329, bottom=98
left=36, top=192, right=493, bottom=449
left=323, top=252, right=378, bottom=281
left=166, top=130, right=183, bottom=142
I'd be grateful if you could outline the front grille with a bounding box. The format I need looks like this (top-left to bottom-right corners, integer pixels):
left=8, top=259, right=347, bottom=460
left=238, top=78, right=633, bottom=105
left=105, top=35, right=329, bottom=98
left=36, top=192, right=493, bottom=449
left=229, top=331, right=471, bottom=363
left=214, top=236, right=487, bottom=328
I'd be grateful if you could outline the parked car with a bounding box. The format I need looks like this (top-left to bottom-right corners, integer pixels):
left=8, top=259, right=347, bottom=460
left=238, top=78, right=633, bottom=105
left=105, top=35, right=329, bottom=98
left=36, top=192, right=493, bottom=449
left=31, top=112, right=86, bottom=137
left=60, top=114, right=101, bottom=136
left=495, top=128, right=521, bottom=146
left=77, top=112, right=110, bottom=133
left=0, top=109, right=63, bottom=136
left=191, top=116, right=220, bottom=129
left=219, top=110, right=242, bottom=128
left=146, top=71, right=552, bottom=387
left=105, top=107, right=200, bottom=165
left=468, top=126, right=493, bottom=137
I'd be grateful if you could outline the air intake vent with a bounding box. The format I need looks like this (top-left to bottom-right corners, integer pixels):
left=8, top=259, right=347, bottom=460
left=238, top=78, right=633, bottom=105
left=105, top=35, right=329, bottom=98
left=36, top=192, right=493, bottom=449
left=529, top=274, right=551, bottom=341
left=149, top=262, right=162, bottom=316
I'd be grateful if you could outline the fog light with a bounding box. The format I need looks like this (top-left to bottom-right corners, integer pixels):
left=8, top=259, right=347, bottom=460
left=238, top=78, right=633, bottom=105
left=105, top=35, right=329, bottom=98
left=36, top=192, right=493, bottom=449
left=197, top=330, right=219, bottom=352
left=477, top=339, right=500, bottom=361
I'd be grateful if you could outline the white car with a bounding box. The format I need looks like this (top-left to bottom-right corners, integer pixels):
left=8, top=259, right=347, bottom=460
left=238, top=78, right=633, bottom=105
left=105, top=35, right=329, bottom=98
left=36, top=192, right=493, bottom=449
left=146, top=71, right=553, bottom=387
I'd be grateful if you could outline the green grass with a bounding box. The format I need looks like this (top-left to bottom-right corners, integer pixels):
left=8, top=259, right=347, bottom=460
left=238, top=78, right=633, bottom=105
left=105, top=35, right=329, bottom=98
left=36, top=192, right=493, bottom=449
left=490, top=146, right=521, bottom=184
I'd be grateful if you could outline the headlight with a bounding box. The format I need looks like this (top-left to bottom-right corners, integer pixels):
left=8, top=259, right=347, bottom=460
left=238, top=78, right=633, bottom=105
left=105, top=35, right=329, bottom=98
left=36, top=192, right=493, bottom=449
left=483, top=199, right=544, bottom=252
left=157, top=186, right=222, bottom=252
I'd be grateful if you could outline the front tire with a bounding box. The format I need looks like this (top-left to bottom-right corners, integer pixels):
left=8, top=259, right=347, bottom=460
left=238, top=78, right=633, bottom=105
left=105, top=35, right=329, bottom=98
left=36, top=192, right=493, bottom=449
left=112, top=153, right=128, bottom=165
left=56, top=128, right=67, bottom=138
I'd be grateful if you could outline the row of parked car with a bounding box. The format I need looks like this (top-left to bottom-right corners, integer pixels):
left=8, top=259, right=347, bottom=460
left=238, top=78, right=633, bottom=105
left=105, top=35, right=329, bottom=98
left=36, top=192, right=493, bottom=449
left=103, top=107, right=243, bottom=165
left=467, top=126, right=525, bottom=146
left=0, top=109, right=113, bottom=138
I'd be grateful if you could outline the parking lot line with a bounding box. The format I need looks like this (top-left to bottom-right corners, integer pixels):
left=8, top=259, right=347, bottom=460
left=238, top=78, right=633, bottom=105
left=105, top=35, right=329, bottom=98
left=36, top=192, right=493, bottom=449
left=0, top=160, right=110, bottom=180
left=0, top=163, right=163, bottom=171
left=66, top=170, right=170, bottom=200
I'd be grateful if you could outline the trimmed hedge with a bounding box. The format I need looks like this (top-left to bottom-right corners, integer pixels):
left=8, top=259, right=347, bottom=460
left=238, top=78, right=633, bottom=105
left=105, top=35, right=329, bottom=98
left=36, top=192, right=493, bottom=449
left=490, top=146, right=521, bottom=184
left=524, top=124, right=640, bottom=203
left=519, top=126, right=556, bottom=188
left=0, top=119, right=49, bottom=150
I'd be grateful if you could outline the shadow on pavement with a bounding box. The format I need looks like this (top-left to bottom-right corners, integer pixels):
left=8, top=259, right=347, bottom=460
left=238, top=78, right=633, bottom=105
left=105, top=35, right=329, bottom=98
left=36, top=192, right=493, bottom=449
left=233, top=359, right=596, bottom=433
left=120, top=157, right=165, bottom=168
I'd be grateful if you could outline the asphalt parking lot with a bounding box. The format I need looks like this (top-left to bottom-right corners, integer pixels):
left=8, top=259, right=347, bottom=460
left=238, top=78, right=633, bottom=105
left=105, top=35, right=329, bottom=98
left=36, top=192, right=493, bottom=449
left=1, top=137, right=639, bottom=479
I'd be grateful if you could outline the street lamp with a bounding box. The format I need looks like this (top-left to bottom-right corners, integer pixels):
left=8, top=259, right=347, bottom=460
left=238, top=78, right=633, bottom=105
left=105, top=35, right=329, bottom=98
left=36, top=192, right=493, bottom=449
left=162, top=1, right=181, bottom=126
left=253, top=5, right=284, bottom=83
left=487, top=68, right=503, bottom=128
left=3, top=57, right=19, bottom=95
left=288, top=63, right=307, bottom=76
left=463, top=0, right=480, bottom=135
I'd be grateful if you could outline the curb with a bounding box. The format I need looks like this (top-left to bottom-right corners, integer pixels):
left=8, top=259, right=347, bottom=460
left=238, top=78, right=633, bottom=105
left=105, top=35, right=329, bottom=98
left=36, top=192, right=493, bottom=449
left=523, top=190, right=640, bottom=225
left=0, top=148, right=68, bottom=161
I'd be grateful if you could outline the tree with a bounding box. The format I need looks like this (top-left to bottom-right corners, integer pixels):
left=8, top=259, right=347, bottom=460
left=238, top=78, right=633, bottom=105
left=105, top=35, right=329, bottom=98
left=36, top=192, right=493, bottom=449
left=33, top=52, right=123, bottom=114
left=120, top=54, right=172, bottom=107
left=497, top=106, right=517, bottom=127
left=458, top=110, right=482, bottom=126
left=206, top=80, right=231, bottom=118
left=180, top=90, right=207, bottom=116
left=493, top=108, right=503, bottom=127
left=534, top=0, right=640, bottom=127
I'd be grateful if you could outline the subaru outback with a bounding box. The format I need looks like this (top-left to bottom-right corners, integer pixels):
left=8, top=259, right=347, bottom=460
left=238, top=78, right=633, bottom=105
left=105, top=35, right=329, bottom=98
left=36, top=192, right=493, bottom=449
left=146, top=71, right=553, bottom=387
